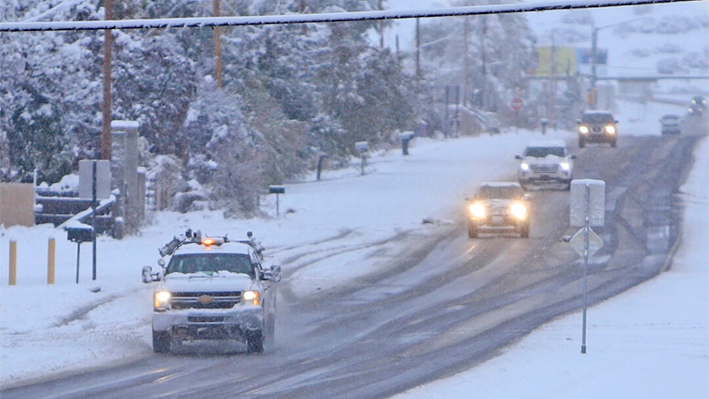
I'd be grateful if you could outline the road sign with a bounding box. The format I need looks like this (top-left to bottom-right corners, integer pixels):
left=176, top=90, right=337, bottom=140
left=569, top=227, right=604, bottom=257
left=510, top=97, right=523, bottom=111
left=570, top=179, right=605, bottom=227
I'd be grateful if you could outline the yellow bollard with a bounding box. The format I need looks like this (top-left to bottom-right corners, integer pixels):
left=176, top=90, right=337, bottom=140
left=48, top=238, right=56, bottom=285
left=9, top=241, right=17, bottom=286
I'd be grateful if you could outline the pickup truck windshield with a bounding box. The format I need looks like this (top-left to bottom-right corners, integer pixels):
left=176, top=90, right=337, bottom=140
left=477, top=186, right=524, bottom=199
left=166, top=253, right=255, bottom=277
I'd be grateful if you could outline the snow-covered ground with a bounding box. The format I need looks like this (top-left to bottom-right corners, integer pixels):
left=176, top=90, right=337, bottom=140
left=2, top=0, right=707, bottom=394
left=1, top=97, right=707, bottom=398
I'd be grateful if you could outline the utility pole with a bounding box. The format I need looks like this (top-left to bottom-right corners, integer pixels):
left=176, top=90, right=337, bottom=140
left=480, top=17, right=487, bottom=110
left=549, top=30, right=557, bottom=124
left=416, top=18, right=421, bottom=78
left=101, top=0, right=113, bottom=160
left=213, top=0, right=223, bottom=88
left=378, top=0, right=384, bottom=49
left=463, top=17, right=469, bottom=108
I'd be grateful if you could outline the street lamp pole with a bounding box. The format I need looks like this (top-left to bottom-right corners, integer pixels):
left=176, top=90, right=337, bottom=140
left=590, top=27, right=598, bottom=109
left=589, top=17, right=653, bottom=110
left=591, top=28, right=598, bottom=91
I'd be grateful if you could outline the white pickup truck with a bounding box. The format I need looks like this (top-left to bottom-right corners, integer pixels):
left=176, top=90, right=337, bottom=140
left=142, top=230, right=281, bottom=354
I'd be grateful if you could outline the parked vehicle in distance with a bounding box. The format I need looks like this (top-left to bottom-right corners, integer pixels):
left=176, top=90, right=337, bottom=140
left=142, top=229, right=281, bottom=354
left=516, top=140, right=576, bottom=190
left=466, top=182, right=530, bottom=239
left=688, top=96, right=706, bottom=117
left=577, top=111, right=618, bottom=148
left=659, top=114, right=682, bottom=135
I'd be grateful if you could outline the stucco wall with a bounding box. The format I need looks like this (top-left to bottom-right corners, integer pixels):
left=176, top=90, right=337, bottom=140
left=0, top=183, right=35, bottom=228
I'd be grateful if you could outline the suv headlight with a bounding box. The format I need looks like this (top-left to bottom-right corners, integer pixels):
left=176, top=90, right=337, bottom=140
left=519, top=162, right=529, bottom=171
left=510, top=203, right=527, bottom=220
left=242, top=290, right=261, bottom=306
left=605, top=125, right=616, bottom=134
left=154, top=290, right=171, bottom=310
left=560, top=162, right=570, bottom=171
left=579, top=126, right=589, bottom=134
left=469, top=203, right=486, bottom=219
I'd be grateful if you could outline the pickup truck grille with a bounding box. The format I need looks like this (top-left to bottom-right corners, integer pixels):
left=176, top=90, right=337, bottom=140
left=529, top=164, right=559, bottom=173
left=170, top=291, right=241, bottom=310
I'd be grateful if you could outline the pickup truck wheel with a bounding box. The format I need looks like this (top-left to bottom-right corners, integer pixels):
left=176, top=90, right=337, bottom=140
left=266, top=317, right=276, bottom=345
left=578, top=139, right=585, bottom=148
left=520, top=224, right=530, bottom=238
left=610, top=139, right=617, bottom=148
left=247, top=331, right=264, bottom=353
left=153, top=331, right=170, bottom=354
left=468, top=226, right=478, bottom=238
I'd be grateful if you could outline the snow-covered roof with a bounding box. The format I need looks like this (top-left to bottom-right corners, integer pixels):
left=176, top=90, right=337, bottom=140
left=526, top=139, right=567, bottom=148
left=582, top=110, right=615, bottom=115
left=479, top=182, right=522, bottom=188
left=173, top=242, right=252, bottom=256
left=110, top=120, right=140, bottom=129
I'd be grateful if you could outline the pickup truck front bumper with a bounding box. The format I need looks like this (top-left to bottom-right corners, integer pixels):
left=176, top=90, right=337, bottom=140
left=153, top=306, right=263, bottom=341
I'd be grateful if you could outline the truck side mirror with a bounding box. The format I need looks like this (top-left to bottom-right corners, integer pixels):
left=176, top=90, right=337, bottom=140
left=570, top=154, right=577, bottom=159
left=515, top=155, right=522, bottom=160
left=142, top=266, right=153, bottom=283
left=142, top=265, right=163, bottom=283
left=261, top=265, right=282, bottom=282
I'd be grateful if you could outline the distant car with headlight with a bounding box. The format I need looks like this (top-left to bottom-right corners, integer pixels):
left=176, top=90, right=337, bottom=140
left=688, top=96, right=706, bottom=117
left=515, top=140, right=576, bottom=190
left=660, top=114, right=682, bottom=135
left=466, top=182, right=530, bottom=238
left=577, top=111, right=618, bottom=148
left=141, top=229, right=281, bottom=354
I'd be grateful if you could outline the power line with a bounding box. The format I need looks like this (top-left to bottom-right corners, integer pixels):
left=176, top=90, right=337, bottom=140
left=0, top=0, right=701, bottom=32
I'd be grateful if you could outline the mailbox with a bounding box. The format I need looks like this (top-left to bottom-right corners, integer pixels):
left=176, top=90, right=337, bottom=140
left=67, top=226, right=94, bottom=243
left=355, top=141, right=369, bottom=153
left=398, top=131, right=414, bottom=141
left=269, top=186, right=285, bottom=194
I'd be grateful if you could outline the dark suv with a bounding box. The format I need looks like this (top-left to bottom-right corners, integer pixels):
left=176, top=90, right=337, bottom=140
left=688, top=96, right=706, bottom=117
left=577, top=111, right=618, bottom=148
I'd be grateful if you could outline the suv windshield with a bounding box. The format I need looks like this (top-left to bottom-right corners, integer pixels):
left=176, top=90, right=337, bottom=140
left=524, top=147, right=565, bottom=158
left=581, top=113, right=614, bottom=123
left=166, top=253, right=255, bottom=277
left=477, top=185, right=524, bottom=199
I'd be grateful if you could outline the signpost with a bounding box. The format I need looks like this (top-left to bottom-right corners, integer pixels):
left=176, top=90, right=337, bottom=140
left=268, top=185, right=285, bottom=217
left=511, top=97, right=523, bottom=134
left=569, top=179, right=606, bottom=354
left=510, top=97, right=523, bottom=111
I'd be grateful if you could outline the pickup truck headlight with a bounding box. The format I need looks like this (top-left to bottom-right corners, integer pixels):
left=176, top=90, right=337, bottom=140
left=579, top=126, right=589, bottom=134
left=560, top=162, right=570, bottom=171
left=469, top=203, right=486, bottom=219
left=242, top=290, right=261, bottom=306
left=154, top=290, right=171, bottom=309
left=605, top=125, right=616, bottom=134
left=510, top=203, right=527, bottom=220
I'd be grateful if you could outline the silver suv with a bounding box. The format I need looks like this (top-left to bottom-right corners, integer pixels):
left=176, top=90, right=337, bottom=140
left=466, top=182, right=530, bottom=238
left=142, top=230, right=281, bottom=354
left=515, top=140, right=575, bottom=190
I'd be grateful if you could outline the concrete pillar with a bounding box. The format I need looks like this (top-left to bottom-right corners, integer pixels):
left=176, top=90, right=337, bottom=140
left=111, top=120, right=143, bottom=234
